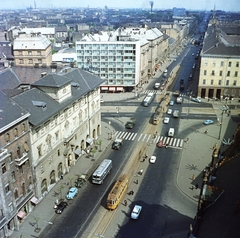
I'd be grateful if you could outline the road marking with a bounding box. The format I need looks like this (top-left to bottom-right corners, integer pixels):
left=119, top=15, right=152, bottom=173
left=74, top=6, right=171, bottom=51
left=115, top=131, right=183, bottom=149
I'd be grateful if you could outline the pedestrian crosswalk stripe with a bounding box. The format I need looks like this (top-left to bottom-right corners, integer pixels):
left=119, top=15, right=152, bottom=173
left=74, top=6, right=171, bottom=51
left=114, top=131, right=183, bottom=149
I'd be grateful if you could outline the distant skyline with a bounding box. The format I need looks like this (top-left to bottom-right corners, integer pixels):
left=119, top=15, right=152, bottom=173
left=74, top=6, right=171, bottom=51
left=1, top=0, right=239, bottom=12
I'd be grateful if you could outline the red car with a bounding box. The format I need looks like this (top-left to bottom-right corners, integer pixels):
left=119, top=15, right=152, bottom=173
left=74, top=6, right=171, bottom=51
left=157, top=140, right=163, bottom=148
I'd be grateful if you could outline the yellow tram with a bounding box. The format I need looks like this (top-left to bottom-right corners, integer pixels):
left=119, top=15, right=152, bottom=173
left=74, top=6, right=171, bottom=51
left=107, top=174, right=128, bottom=210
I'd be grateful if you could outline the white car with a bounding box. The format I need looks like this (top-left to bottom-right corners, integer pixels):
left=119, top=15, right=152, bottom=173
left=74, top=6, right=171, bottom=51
left=167, top=109, right=172, bottom=115
left=191, top=97, right=201, bottom=103
left=169, top=101, right=174, bottom=106
left=131, top=205, right=142, bottom=219
left=163, top=117, right=170, bottom=124
left=149, top=156, right=156, bottom=164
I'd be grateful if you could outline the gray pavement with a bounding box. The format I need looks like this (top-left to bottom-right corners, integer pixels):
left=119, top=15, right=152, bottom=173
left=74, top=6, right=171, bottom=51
left=12, top=51, right=240, bottom=238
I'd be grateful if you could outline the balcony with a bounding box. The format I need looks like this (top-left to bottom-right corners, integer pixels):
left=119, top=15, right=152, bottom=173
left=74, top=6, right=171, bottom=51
left=15, top=152, right=29, bottom=166
left=16, top=190, right=34, bottom=210
left=0, top=216, right=6, bottom=229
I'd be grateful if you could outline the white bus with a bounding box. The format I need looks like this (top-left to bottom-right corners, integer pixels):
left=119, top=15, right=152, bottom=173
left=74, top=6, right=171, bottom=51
left=92, top=159, right=112, bottom=184
left=142, top=92, right=155, bottom=107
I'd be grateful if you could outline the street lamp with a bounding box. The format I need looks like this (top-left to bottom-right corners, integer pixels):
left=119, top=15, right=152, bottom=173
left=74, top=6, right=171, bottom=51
left=218, top=106, right=226, bottom=140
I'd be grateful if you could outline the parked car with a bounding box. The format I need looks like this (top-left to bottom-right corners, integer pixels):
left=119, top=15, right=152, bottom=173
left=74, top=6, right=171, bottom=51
left=66, top=187, right=78, bottom=199
left=167, top=109, right=172, bottom=115
left=149, top=156, right=156, bottom=164
left=163, top=117, right=170, bottom=124
left=55, top=201, right=68, bottom=214
left=203, top=120, right=214, bottom=125
left=169, top=101, right=174, bottom=106
left=191, top=97, right=201, bottom=103
left=131, top=205, right=142, bottom=219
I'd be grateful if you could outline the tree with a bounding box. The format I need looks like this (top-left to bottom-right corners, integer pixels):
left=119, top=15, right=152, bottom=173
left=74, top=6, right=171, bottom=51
left=97, top=139, right=103, bottom=152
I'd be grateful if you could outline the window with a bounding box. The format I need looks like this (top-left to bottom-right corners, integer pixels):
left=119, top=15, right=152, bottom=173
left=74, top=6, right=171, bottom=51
left=55, top=132, right=59, bottom=142
left=24, top=142, right=29, bottom=153
left=11, top=171, right=16, bottom=182
left=14, top=128, right=18, bottom=137
left=203, top=79, right=206, bottom=85
left=8, top=203, right=13, bottom=212
left=226, top=80, right=229, bottom=86
left=219, top=71, right=222, bottom=76
left=19, top=51, right=23, bottom=56
left=235, top=71, right=238, bottom=77
left=5, top=133, right=10, bottom=143
left=14, top=189, right=18, bottom=199
left=228, top=62, right=232, bottom=67
left=5, top=184, right=10, bottom=194
left=211, top=80, right=214, bottom=85
left=211, top=70, right=215, bottom=76
left=28, top=51, right=32, bottom=55
left=236, top=62, right=239, bottom=67
left=2, top=163, right=7, bottom=174
left=22, top=123, right=26, bottom=132
left=19, top=59, right=24, bottom=64
left=204, top=61, right=208, bottom=66
left=213, top=61, right=216, bottom=67
left=17, top=147, right=21, bottom=158
left=28, top=59, right=33, bottom=64
left=203, top=70, right=207, bottom=76
left=38, top=59, right=42, bottom=63
left=9, top=152, right=13, bottom=162
left=227, top=71, right=230, bottom=77
left=233, top=80, right=237, bottom=86
left=37, top=145, right=42, bottom=157
left=37, top=51, right=41, bottom=55
left=220, top=61, right=224, bottom=67
left=218, top=80, right=222, bottom=85
left=19, top=165, right=23, bottom=174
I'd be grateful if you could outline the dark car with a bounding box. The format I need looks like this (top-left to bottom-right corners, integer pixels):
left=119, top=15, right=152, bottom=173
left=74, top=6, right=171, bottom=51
left=55, top=201, right=68, bottom=214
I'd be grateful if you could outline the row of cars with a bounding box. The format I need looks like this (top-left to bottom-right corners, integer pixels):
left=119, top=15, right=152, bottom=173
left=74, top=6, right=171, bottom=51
left=55, top=175, right=87, bottom=214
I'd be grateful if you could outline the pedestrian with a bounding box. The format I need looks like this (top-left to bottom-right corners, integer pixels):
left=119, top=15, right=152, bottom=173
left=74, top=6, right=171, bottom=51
left=135, top=179, right=138, bottom=184
left=165, top=143, right=169, bottom=149
left=124, top=200, right=127, bottom=206
left=192, top=174, right=195, bottom=180
left=195, top=184, right=199, bottom=189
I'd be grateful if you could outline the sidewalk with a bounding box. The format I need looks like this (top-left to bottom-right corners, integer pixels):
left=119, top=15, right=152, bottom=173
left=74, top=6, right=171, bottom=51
left=11, top=120, right=114, bottom=238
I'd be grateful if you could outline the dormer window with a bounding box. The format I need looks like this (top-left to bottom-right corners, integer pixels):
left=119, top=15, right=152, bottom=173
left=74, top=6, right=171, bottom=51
left=32, top=100, right=47, bottom=111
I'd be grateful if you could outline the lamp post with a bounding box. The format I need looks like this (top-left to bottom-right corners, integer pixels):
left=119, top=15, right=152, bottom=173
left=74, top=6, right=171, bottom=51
left=218, top=108, right=225, bottom=140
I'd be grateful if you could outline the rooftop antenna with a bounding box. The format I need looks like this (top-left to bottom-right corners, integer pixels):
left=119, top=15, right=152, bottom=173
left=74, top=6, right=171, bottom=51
left=34, top=1, right=37, bottom=9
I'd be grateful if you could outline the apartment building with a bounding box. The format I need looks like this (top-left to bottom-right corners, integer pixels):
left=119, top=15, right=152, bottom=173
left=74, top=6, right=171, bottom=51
left=76, top=27, right=164, bottom=92
left=0, top=91, right=34, bottom=237
left=12, top=67, right=103, bottom=198
left=13, top=32, right=52, bottom=67
left=198, top=23, right=240, bottom=99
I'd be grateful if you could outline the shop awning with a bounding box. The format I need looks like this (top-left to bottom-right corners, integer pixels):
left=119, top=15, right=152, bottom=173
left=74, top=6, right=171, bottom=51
left=109, top=87, right=116, bottom=91
left=86, top=138, right=93, bottom=145
left=75, top=148, right=81, bottom=156
left=116, top=87, right=123, bottom=91
left=17, top=210, right=26, bottom=219
left=30, top=196, right=39, bottom=205
left=101, top=87, right=108, bottom=90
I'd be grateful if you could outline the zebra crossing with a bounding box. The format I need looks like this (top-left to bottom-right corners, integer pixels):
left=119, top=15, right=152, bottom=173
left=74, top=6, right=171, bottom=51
left=143, top=90, right=187, bottom=97
left=114, top=131, right=184, bottom=149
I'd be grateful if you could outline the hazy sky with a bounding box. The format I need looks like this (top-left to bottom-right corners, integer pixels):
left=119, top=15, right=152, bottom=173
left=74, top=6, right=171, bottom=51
left=1, top=0, right=239, bottom=12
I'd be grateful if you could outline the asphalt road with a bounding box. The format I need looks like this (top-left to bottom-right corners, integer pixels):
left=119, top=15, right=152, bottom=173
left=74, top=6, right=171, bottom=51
left=38, top=30, right=205, bottom=238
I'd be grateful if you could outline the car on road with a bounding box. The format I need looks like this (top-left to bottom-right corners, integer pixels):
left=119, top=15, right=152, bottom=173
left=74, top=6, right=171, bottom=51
left=55, top=201, right=68, bottom=214
left=66, top=187, right=78, bottom=199
left=169, top=101, right=174, bottom=106
left=203, top=120, right=214, bottom=125
left=157, top=140, right=163, bottom=148
left=191, top=97, right=201, bottom=103
left=167, top=109, right=172, bottom=115
left=149, top=156, right=156, bottom=164
left=163, top=117, right=170, bottom=124
left=131, top=205, right=142, bottom=219
left=192, top=53, right=194, bottom=56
